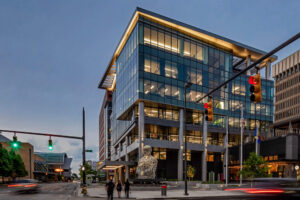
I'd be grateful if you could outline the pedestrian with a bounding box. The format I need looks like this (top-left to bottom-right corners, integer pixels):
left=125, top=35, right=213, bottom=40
left=106, top=178, right=115, bottom=200
left=124, top=179, right=130, bottom=198
left=116, top=180, right=122, bottom=198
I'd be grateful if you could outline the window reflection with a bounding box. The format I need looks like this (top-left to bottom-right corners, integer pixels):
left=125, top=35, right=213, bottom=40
left=144, top=55, right=160, bottom=75
left=144, top=26, right=203, bottom=61
left=165, top=60, right=178, bottom=79
left=144, top=107, right=179, bottom=121
left=232, top=83, right=246, bottom=96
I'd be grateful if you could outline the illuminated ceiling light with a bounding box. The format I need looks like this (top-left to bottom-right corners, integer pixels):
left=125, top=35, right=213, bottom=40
left=150, top=85, right=154, bottom=89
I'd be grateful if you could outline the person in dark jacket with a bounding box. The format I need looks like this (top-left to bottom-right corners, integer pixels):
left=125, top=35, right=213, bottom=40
left=124, top=179, right=130, bottom=198
left=106, top=179, right=115, bottom=200
left=116, top=180, right=122, bottom=198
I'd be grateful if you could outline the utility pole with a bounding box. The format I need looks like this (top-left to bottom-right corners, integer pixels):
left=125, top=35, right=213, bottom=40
left=240, top=105, right=244, bottom=185
left=225, top=116, right=229, bottom=186
left=82, top=107, right=87, bottom=195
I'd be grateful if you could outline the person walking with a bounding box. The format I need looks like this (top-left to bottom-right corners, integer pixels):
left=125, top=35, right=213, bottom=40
left=116, top=180, right=122, bottom=198
left=106, top=178, right=115, bottom=200
left=124, top=179, right=130, bottom=198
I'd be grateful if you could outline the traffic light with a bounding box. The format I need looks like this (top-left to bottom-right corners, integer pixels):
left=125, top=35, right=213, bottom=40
left=12, top=135, right=19, bottom=148
left=204, top=100, right=213, bottom=121
left=48, top=138, right=53, bottom=151
left=249, top=73, right=262, bottom=103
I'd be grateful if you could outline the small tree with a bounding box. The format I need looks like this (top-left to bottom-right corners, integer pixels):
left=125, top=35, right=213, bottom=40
left=187, top=165, right=196, bottom=181
left=238, top=152, right=269, bottom=186
left=9, top=150, right=28, bottom=181
left=0, top=144, right=12, bottom=183
left=79, top=163, right=96, bottom=179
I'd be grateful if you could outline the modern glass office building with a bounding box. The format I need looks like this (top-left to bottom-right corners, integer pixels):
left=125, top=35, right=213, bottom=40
left=98, top=7, right=276, bottom=181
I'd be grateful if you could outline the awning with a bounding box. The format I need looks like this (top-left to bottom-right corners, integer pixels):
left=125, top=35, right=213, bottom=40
left=99, top=160, right=137, bottom=170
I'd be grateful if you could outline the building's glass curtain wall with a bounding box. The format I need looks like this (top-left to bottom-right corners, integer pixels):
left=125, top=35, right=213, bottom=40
left=137, top=17, right=273, bottom=134
left=110, top=25, right=138, bottom=145
left=109, top=17, right=274, bottom=147
left=116, top=25, right=139, bottom=119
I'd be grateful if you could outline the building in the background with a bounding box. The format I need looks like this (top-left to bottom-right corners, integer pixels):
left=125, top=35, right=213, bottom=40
left=0, top=134, right=34, bottom=180
left=87, top=160, right=98, bottom=171
left=273, top=49, right=300, bottom=136
left=33, top=153, right=48, bottom=181
left=35, top=152, right=72, bottom=181
left=98, top=7, right=276, bottom=181
left=99, top=91, right=112, bottom=162
left=229, top=134, right=300, bottom=179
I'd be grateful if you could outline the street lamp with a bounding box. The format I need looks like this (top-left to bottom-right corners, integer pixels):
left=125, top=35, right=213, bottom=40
left=184, top=82, right=192, bottom=196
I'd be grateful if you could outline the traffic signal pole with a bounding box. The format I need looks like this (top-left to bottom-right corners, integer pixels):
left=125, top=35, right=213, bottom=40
left=0, top=107, right=88, bottom=193
left=82, top=107, right=87, bottom=195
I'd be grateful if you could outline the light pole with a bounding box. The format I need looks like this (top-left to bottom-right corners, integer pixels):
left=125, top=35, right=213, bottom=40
left=184, top=82, right=192, bottom=196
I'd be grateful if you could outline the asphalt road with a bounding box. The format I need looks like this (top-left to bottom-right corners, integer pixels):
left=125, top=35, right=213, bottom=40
left=0, top=182, right=97, bottom=200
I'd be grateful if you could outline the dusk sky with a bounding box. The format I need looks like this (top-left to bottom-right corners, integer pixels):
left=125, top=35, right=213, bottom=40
left=0, top=0, right=299, bottom=173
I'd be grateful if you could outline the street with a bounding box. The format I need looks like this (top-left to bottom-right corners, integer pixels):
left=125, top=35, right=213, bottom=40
left=0, top=182, right=96, bottom=200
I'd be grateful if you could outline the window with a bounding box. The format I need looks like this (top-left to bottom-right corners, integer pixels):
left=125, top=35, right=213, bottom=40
left=172, top=86, right=180, bottom=99
left=153, top=148, right=166, bottom=160
left=165, top=85, right=171, bottom=96
left=165, top=61, right=178, bottom=79
left=184, top=40, right=190, bottom=56
left=190, top=42, right=196, bottom=58
left=183, top=150, right=191, bottom=161
left=232, top=83, right=245, bottom=96
left=196, top=45, right=203, bottom=61
left=188, top=90, right=203, bottom=102
left=144, top=26, right=150, bottom=44
left=206, top=154, right=214, bottom=162
left=144, top=55, right=160, bottom=75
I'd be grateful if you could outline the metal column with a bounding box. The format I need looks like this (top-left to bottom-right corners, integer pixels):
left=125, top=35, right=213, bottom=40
left=138, top=101, right=145, bottom=159
left=178, top=109, right=184, bottom=181
left=202, top=113, right=207, bottom=182
left=240, top=105, right=244, bottom=185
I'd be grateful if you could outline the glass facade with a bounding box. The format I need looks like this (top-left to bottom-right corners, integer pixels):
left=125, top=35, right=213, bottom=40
left=138, top=17, right=273, bottom=133
left=110, top=17, right=274, bottom=146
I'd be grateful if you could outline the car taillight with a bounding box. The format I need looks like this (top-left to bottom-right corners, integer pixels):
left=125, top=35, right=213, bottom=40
left=24, top=184, right=37, bottom=188
left=8, top=184, right=22, bottom=188
left=244, top=188, right=284, bottom=194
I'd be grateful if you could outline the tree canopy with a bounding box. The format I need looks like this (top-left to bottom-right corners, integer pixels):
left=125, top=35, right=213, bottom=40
left=79, top=163, right=96, bottom=179
left=0, top=144, right=12, bottom=181
left=239, top=152, right=270, bottom=179
left=0, top=144, right=28, bottom=182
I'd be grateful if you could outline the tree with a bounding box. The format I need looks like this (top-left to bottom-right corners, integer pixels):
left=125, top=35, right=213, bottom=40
left=239, top=152, right=270, bottom=186
left=187, top=165, right=196, bottom=180
left=9, top=150, right=28, bottom=181
left=79, top=163, right=96, bottom=179
left=0, top=144, right=12, bottom=183
left=72, top=173, right=79, bottom=179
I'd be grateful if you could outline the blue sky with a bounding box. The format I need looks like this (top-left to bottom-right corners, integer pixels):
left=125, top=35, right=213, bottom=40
left=0, top=0, right=299, bottom=173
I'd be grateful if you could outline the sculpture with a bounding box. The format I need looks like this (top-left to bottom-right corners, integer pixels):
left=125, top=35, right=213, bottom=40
left=136, top=145, right=158, bottom=179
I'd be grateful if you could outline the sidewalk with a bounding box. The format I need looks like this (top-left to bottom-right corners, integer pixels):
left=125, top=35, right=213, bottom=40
left=77, top=184, right=241, bottom=199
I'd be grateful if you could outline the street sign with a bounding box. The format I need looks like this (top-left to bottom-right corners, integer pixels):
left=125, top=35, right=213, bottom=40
left=85, top=150, right=93, bottom=152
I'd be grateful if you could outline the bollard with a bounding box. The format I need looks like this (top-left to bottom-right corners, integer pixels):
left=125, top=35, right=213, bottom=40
left=161, top=184, right=167, bottom=196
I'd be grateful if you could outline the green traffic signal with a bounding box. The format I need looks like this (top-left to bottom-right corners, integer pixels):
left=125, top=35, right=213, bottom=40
left=11, top=135, right=20, bottom=149
left=48, top=139, right=53, bottom=151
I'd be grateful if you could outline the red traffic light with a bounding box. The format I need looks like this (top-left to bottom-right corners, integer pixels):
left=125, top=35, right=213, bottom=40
left=204, top=103, right=208, bottom=109
left=249, top=76, right=255, bottom=85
